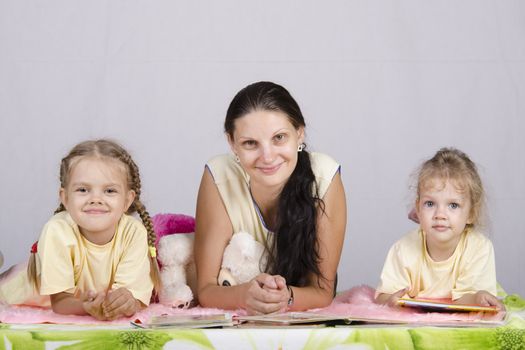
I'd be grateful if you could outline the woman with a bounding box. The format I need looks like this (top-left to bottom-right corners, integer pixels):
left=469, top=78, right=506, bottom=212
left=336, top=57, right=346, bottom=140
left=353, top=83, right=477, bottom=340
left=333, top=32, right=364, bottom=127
left=194, top=81, right=346, bottom=314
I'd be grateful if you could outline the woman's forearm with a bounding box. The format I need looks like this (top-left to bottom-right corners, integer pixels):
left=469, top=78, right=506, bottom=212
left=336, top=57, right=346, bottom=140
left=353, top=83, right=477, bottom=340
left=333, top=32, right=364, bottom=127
left=287, top=284, right=334, bottom=311
left=198, top=283, right=246, bottom=310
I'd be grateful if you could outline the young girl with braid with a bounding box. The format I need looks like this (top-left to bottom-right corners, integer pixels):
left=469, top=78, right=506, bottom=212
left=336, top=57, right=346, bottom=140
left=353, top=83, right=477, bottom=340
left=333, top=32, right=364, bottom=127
left=194, top=81, right=347, bottom=314
left=0, top=139, right=159, bottom=320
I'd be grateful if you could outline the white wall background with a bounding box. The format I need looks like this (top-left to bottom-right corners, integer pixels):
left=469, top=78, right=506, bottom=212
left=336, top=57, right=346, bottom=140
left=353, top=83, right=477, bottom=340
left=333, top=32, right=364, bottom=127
left=1, top=1, right=524, bottom=296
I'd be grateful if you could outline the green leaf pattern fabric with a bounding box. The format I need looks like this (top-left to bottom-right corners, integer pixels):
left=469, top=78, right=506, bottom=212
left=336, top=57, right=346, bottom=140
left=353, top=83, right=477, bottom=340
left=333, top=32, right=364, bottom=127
left=1, top=323, right=524, bottom=350
left=1, top=299, right=524, bottom=349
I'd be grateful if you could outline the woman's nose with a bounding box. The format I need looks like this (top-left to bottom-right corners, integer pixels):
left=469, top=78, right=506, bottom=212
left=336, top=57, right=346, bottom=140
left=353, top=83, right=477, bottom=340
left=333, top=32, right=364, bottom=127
left=260, top=144, right=276, bottom=163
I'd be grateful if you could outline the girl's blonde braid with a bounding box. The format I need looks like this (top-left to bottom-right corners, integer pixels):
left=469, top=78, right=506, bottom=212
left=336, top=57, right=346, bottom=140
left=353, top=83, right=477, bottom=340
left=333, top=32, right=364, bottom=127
left=54, top=157, right=70, bottom=214
left=119, top=152, right=161, bottom=291
left=54, top=203, right=66, bottom=214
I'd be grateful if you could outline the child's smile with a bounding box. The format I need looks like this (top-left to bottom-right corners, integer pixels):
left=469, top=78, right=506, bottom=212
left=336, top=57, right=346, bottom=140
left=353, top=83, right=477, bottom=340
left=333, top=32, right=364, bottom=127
left=431, top=224, right=450, bottom=232
left=84, top=209, right=109, bottom=214
left=60, top=157, right=135, bottom=245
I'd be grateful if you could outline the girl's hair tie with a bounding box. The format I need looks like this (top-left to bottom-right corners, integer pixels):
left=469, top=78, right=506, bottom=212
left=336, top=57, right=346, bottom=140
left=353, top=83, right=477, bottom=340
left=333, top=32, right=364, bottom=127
left=149, top=246, right=157, bottom=258
left=30, top=241, right=38, bottom=254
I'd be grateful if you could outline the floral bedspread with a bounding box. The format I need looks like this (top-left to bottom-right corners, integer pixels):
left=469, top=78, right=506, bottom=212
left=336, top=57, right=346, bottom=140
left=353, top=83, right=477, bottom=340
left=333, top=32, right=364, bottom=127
left=1, top=289, right=524, bottom=350
left=1, top=317, right=525, bottom=350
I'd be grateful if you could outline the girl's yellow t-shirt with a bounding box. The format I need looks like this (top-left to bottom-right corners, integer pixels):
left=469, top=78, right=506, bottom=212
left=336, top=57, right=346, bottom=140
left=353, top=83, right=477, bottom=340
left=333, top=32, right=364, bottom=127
left=0, top=211, right=153, bottom=307
left=376, top=228, right=498, bottom=300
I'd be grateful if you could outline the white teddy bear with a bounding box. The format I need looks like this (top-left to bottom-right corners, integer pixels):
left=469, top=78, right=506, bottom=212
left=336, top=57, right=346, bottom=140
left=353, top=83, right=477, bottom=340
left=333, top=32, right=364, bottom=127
left=156, top=231, right=265, bottom=308
left=218, top=232, right=267, bottom=286
left=157, top=233, right=196, bottom=308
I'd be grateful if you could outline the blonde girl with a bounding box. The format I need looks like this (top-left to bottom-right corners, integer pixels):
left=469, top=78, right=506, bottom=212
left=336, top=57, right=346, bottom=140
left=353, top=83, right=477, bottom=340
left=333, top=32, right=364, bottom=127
left=375, top=148, right=503, bottom=309
left=0, top=139, right=160, bottom=320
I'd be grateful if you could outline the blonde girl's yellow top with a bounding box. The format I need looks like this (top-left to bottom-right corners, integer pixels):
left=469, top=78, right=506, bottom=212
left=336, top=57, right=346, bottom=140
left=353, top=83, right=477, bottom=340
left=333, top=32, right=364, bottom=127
left=0, top=211, right=153, bottom=306
left=376, top=228, right=498, bottom=300
left=206, top=152, right=341, bottom=244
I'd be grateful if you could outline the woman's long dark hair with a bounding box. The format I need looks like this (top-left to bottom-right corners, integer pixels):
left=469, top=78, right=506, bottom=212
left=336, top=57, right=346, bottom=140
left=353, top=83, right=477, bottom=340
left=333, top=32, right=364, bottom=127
left=225, top=81, right=324, bottom=287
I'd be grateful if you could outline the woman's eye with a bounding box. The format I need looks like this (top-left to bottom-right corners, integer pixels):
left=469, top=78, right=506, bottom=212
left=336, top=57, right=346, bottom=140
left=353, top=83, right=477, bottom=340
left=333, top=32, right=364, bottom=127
left=424, top=201, right=434, bottom=208
left=242, top=140, right=257, bottom=149
left=274, top=134, right=287, bottom=143
left=449, top=203, right=459, bottom=209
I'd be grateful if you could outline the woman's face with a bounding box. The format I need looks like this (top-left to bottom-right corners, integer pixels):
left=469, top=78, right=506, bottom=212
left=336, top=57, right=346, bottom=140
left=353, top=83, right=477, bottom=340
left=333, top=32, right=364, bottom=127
left=229, top=110, right=304, bottom=190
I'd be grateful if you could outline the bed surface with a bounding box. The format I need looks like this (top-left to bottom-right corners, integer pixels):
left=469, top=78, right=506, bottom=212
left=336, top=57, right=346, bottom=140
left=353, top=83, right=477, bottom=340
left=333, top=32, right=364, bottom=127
left=2, top=286, right=524, bottom=349
left=2, top=317, right=525, bottom=350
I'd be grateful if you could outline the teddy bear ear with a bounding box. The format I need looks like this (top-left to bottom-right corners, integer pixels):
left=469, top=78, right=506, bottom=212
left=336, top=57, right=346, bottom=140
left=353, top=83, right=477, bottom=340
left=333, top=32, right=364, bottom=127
left=218, top=268, right=238, bottom=286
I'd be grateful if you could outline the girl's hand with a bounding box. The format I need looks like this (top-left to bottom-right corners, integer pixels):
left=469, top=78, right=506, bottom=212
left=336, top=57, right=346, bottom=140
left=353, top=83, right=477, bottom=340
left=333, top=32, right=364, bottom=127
left=376, top=288, right=408, bottom=307
left=102, top=287, right=141, bottom=320
left=473, top=291, right=505, bottom=310
left=82, top=291, right=107, bottom=320
left=243, top=273, right=289, bottom=315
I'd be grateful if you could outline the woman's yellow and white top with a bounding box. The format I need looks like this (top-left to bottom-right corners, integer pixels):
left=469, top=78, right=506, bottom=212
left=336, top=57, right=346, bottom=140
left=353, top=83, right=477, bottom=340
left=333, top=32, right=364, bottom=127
left=206, top=152, right=340, bottom=244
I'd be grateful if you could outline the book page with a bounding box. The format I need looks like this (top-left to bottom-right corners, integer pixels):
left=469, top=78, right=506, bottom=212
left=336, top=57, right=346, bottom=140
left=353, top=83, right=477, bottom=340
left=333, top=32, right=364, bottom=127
left=132, top=313, right=234, bottom=329
left=397, top=298, right=499, bottom=313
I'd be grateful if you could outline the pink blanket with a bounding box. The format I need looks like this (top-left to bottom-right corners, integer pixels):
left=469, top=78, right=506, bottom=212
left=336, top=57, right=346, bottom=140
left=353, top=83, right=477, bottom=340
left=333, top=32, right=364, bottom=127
left=0, top=302, right=242, bottom=325
left=318, top=285, right=505, bottom=325
left=0, top=285, right=504, bottom=325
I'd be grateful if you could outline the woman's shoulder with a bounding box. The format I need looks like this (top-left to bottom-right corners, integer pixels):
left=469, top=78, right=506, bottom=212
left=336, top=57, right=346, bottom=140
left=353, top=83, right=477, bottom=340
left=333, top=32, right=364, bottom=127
left=309, top=152, right=339, bottom=170
left=207, top=154, right=233, bottom=166
left=309, top=151, right=337, bottom=161
left=310, top=152, right=340, bottom=176
left=206, top=154, right=247, bottom=184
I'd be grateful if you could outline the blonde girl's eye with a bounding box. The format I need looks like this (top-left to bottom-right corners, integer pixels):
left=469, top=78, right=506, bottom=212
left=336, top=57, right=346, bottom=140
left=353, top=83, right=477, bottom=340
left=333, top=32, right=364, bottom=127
left=105, top=188, right=118, bottom=194
left=75, top=187, right=87, bottom=193
left=423, top=201, right=434, bottom=208
left=449, top=202, right=459, bottom=209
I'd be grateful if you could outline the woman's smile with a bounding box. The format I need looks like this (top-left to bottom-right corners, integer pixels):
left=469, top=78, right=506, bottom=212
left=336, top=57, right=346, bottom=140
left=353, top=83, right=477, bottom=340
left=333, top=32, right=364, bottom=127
left=256, top=162, right=284, bottom=175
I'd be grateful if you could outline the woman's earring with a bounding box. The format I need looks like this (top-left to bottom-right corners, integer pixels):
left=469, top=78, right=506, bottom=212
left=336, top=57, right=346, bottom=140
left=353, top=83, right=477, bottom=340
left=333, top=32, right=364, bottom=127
left=297, top=143, right=305, bottom=152
left=234, top=154, right=240, bottom=163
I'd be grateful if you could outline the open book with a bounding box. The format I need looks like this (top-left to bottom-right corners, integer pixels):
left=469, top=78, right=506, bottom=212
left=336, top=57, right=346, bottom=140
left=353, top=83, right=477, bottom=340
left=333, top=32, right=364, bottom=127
left=131, top=313, right=234, bottom=329
left=236, top=312, right=351, bottom=326
left=236, top=304, right=505, bottom=327
left=397, top=298, right=499, bottom=313
left=236, top=312, right=423, bottom=326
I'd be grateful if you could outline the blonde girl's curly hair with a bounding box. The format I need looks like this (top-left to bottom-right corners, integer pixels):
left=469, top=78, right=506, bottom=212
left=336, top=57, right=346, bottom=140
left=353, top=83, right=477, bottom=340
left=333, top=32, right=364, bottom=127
left=28, top=139, right=160, bottom=292
left=416, top=147, right=486, bottom=229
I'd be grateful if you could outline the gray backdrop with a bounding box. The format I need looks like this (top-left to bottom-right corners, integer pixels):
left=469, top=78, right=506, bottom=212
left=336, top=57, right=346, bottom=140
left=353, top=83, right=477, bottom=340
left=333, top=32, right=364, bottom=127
left=1, top=1, right=524, bottom=296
